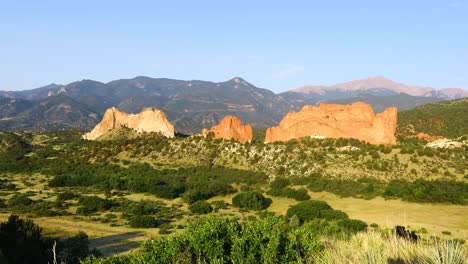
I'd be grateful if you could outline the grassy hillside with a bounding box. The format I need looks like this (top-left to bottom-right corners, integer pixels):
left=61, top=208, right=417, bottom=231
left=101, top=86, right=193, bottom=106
left=398, top=98, right=468, bottom=138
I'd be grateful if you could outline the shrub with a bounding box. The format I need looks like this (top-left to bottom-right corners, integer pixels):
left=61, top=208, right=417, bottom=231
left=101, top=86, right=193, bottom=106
left=0, top=215, right=53, bottom=263
left=8, top=195, right=33, bottom=207
left=232, top=191, right=267, bottom=210
left=76, top=196, right=113, bottom=215
left=286, top=200, right=348, bottom=223
left=268, top=187, right=310, bottom=201
left=189, top=200, right=213, bottom=214
left=57, top=191, right=77, bottom=201
left=270, top=178, right=290, bottom=189
left=129, top=215, right=158, bottom=228
left=211, top=200, right=228, bottom=211
left=337, top=219, right=367, bottom=233
left=60, top=231, right=100, bottom=264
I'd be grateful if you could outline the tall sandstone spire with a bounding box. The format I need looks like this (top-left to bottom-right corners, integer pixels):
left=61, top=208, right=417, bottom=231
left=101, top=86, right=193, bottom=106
left=202, top=115, right=253, bottom=143
left=83, top=107, right=175, bottom=140
left=265, top=102, right=397, bottom=145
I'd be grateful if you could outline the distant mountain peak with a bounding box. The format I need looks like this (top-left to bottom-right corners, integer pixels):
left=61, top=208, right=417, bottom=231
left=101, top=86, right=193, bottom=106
left=225, top=77, right=251, bottom=87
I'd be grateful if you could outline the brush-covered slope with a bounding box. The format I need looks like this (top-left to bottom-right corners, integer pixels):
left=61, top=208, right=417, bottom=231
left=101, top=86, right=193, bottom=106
left=397, top=98, right=468, bottom=138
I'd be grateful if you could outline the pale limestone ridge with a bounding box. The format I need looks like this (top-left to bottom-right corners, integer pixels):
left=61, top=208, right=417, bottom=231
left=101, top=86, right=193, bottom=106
left=83, top=107, right=175, bottom=140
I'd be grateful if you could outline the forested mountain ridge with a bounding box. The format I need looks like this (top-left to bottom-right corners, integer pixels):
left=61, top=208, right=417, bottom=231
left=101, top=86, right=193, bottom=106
left=1, top=76, right=467, bottom=134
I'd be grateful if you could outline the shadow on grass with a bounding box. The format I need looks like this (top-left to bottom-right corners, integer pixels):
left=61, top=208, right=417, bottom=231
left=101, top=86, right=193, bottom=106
left=89, top=231, right=145, bottom=256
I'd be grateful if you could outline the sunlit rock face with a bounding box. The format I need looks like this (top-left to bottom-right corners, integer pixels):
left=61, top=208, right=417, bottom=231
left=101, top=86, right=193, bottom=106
left=265, top=102, right=397, bottom=145
left=202, top=115, right=253, bottom=143
left=83, top=107, right=175, bottom=140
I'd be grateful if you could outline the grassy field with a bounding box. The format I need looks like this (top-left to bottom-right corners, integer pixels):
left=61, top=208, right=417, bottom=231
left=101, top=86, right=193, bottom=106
left=210, top=189, right=468, bottom=240
left=310, top=191, right=468, bottom=240
left=1, top=188, right=466, bottom=256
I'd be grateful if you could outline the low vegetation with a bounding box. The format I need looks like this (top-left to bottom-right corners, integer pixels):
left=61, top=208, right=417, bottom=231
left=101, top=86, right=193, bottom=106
left=0, top=128, right=466, bottom=261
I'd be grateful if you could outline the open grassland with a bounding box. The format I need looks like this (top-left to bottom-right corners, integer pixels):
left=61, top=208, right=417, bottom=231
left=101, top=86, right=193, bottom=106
left=310, top=191, right=468, bottom=240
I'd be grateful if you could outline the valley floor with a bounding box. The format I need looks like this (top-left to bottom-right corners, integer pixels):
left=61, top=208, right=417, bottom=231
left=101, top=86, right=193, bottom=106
left=2, top=189, right=465, bottom=257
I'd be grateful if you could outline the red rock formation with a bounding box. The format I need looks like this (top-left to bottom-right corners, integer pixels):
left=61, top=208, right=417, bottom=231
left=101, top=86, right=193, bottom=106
left=202, top=116, right=253, bottom=142
left=83, top=107, right=175, bottom=140
left=265, top=102, right=397, bottom=145
left=415, top=132, right=439, bottom=142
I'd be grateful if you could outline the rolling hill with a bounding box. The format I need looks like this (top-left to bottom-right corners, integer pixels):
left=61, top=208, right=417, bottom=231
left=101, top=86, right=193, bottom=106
left=397, top=98, right=468, bottom=138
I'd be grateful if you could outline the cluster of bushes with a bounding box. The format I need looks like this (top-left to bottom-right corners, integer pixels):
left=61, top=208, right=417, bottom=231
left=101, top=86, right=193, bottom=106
left=76, top=196, right=115, bottom=215
left=189, top=200, right=213, bottom=214
left=47, top=163, right=267, bottom=204
left=267, top=178, right=310, bottom=201
left=232, top=191, right=268, bottom=210
left=302, top=174, right=383, bottom=199
left=285, top=200, right=368, bottom=235
left=7, top=194, right=59, bottom=216
left=83, top=213, right=368, bottom=264
left=383, top=179, right=468, bottom=204
left=293, top=173, right=468, bottom=204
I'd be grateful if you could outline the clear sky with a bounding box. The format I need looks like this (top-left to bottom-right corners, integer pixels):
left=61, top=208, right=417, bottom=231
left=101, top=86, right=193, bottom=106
left=1, top=0, right=467, bottom=93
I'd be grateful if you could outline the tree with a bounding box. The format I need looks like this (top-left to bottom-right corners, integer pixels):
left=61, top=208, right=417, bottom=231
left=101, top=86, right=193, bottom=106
left=189, top=200, right=213, bottom=214
left=286, top=200, right=348, bottom=223
left=0, top=215, right=52, bottom=264
left=232, top=191, right=267, bottom=210
left=60, top=231, right=99, bottom=264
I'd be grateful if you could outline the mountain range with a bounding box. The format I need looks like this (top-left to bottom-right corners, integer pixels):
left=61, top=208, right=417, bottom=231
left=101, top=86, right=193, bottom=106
left=1, top=76, right=467, bottom=134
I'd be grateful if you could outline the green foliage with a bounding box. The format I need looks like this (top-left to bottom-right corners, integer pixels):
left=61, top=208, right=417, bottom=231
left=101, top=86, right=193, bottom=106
left=232, top=191, right=268, bottom=210
left=56, top=191, right=78, bottom=201
left=83, top=214, right=372, bottom=264
left=383, top=179, right=468, bottom=204
left=398, top=98, right=468, bottom=138
left=304, top=174, right=383, bottom=199
left=0, top=214, right=52, bottom=264
left=77, top=196, right=113, bottom=215
left=128, top=215, right=159, bottom=228
left=48, top=163, right=265, bottom=202
left=267, top=187, right=310, bottom=201
left=286, top=200, right=349, bottom=222
left=59, top=231, right=100, bottom=264
left=189, top=200, right=213, bottom=214
left=270, top=177, right=290, bottom=189
left=0, top=215, right=97, bottom=264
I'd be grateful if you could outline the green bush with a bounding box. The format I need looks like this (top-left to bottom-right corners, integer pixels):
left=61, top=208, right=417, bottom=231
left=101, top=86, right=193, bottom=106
left=77, top=196, right=113, bottom=215
left=129, top=215, right=158, bottom=228
left=267, top=187, right=310, bottom=201
left=56, top=191, right=77, bottom=201
left=286, top=200, right=348, bottom=223
left=270, top=178, right=290, bottom=189
left=189, top=200, right=213, bottom=214
left=8, top=194, right=33, bottom=207
left=232, top=191, right=268, bottom=210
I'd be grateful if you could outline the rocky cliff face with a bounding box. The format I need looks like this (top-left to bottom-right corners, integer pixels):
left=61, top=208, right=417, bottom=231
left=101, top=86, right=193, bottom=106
left=202, top=115, right=253, bottom=142
left=83, top=107, right=174, bottom=140
left=265, top=102, right=397, bottom=145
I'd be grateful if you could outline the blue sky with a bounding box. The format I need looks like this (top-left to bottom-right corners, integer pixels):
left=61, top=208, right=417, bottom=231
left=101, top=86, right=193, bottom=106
left=1, top=0, right=467, bottom=93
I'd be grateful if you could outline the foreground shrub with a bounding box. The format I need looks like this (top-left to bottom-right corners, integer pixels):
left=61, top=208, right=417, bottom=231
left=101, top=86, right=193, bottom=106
left=83, top=215, right=326, bottom=264
left=83, top=215, right=456, bottom=264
